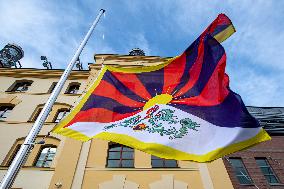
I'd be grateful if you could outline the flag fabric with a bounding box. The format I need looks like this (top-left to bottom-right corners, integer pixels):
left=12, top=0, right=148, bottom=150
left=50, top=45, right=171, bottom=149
left=204, top=13, right=236, bottom=43
left=52, top=14, right=270, bottom=162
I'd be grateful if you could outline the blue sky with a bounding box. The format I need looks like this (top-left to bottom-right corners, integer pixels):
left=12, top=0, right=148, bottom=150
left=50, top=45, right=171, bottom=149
left=0, top=0, right=283, bottom=107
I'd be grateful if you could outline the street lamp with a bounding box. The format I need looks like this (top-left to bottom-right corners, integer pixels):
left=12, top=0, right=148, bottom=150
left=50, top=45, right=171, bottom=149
left=41, top=56, right=53, bottom=69
left=75, top=57, right=83, bottom=70
left=0, top=43, right=24, bottom=68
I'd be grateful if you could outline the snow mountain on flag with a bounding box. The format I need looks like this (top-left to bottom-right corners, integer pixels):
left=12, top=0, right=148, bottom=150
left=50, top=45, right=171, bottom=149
left=52, top=14, right=270, bottom=162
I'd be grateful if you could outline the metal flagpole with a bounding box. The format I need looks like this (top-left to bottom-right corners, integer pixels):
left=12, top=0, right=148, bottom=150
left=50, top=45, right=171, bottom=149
left=0, top=9, right=105, bottom=189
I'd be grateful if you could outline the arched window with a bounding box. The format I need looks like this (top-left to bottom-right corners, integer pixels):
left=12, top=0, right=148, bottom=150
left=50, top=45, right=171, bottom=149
left=0, top=105, right=14, bottom=120
left=65, top=82, right=80, bottom=94
left=30, top=103, right=71, bottom=122
left=2, top=136, right=60, bottom=168
left=107, top=144, right=134, bottom=168
left=151, top=155, right=178, bottom=168
left=7, top=80, right=33, bottom=92
left=53, top=109, right=70, bottom=123
left=34, top=146, right=57, bottom=168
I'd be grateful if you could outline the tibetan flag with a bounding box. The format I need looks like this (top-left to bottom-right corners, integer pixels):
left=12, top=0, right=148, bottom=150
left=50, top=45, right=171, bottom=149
left=52, top=14, right=270, bottom=162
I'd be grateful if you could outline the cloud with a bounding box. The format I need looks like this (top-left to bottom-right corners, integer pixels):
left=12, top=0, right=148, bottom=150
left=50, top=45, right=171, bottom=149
left=153, top=0, right=284, bottom=70
left=0, top=0, right=283, bottom=106
left=164, top=0, right=284, bottom=106
left=228, top=67, right=281, bottom=106
left=122, top=32, right=151, bottom=55
left=0, top=0, right=113, bottom=68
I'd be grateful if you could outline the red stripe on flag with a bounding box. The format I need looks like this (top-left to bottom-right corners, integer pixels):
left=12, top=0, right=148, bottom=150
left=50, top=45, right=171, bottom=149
left=171, top=54, right=229, bottom=106
left=92, top=80, right=145, bottom=108
left=111, top=72, right=152, bottom=100
left=162, top=53, right=187, bottom=94
left=173, top=38, right=205, bottom=98
left=64, top=108, right=140, bottom=127
left=216, top=14, right=231, bottom=25
left=202, top=14, right=232, bottom=37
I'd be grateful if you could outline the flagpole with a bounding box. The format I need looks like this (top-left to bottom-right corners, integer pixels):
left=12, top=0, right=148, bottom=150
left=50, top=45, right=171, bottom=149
left=0, top=9, right=105, bottom=189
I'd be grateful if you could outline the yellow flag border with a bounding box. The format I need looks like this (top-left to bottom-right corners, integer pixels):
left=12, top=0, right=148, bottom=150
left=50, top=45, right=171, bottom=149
left=53, top=125, right=270, bottom=162
left=50, top=22, right=263, bottom=162
left=214, top=25, right=236, bottom=43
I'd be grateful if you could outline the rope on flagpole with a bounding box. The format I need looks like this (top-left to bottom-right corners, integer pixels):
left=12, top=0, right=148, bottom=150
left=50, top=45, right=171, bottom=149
left=0, top=9, right=105, bottom=189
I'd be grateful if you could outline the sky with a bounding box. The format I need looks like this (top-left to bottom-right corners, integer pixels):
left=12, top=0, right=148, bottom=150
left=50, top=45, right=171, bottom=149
left=0, top=0, right=283, bottom=107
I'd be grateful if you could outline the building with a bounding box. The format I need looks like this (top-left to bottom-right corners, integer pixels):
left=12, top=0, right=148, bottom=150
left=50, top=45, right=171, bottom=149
left=0, top=53, right=235, bottom=189
left=223, top=107, right=284, bottom=189
left=1, top=51, right=283, bottom=189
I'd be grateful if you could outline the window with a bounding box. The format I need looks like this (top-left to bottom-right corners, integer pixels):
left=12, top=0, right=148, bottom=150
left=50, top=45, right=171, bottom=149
left=48, top=82, right=57, bottom=93
left=54, top=109, right=70, bottom=123
left=151, top=155, right=178, bottom=168
left=2, top=136, right=60, bottom=167
left=10, top=81, right=32, bottom=92
left=229, top=158, right=252, bottom=185
left=35, top=146, right=57, bottom=168
left=0, top=106, right=14, bottom=120
left=65, top=83, right=80, bottom=94
left=256, top=158, right=280, bottom=184
left=30, top=103, right=71, bottom=122
left=107, top=144, right=134, bottom=168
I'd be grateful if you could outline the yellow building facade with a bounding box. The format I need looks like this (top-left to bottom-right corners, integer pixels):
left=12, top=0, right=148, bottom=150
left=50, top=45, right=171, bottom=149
left=0, top=54, right=234, bottom=189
